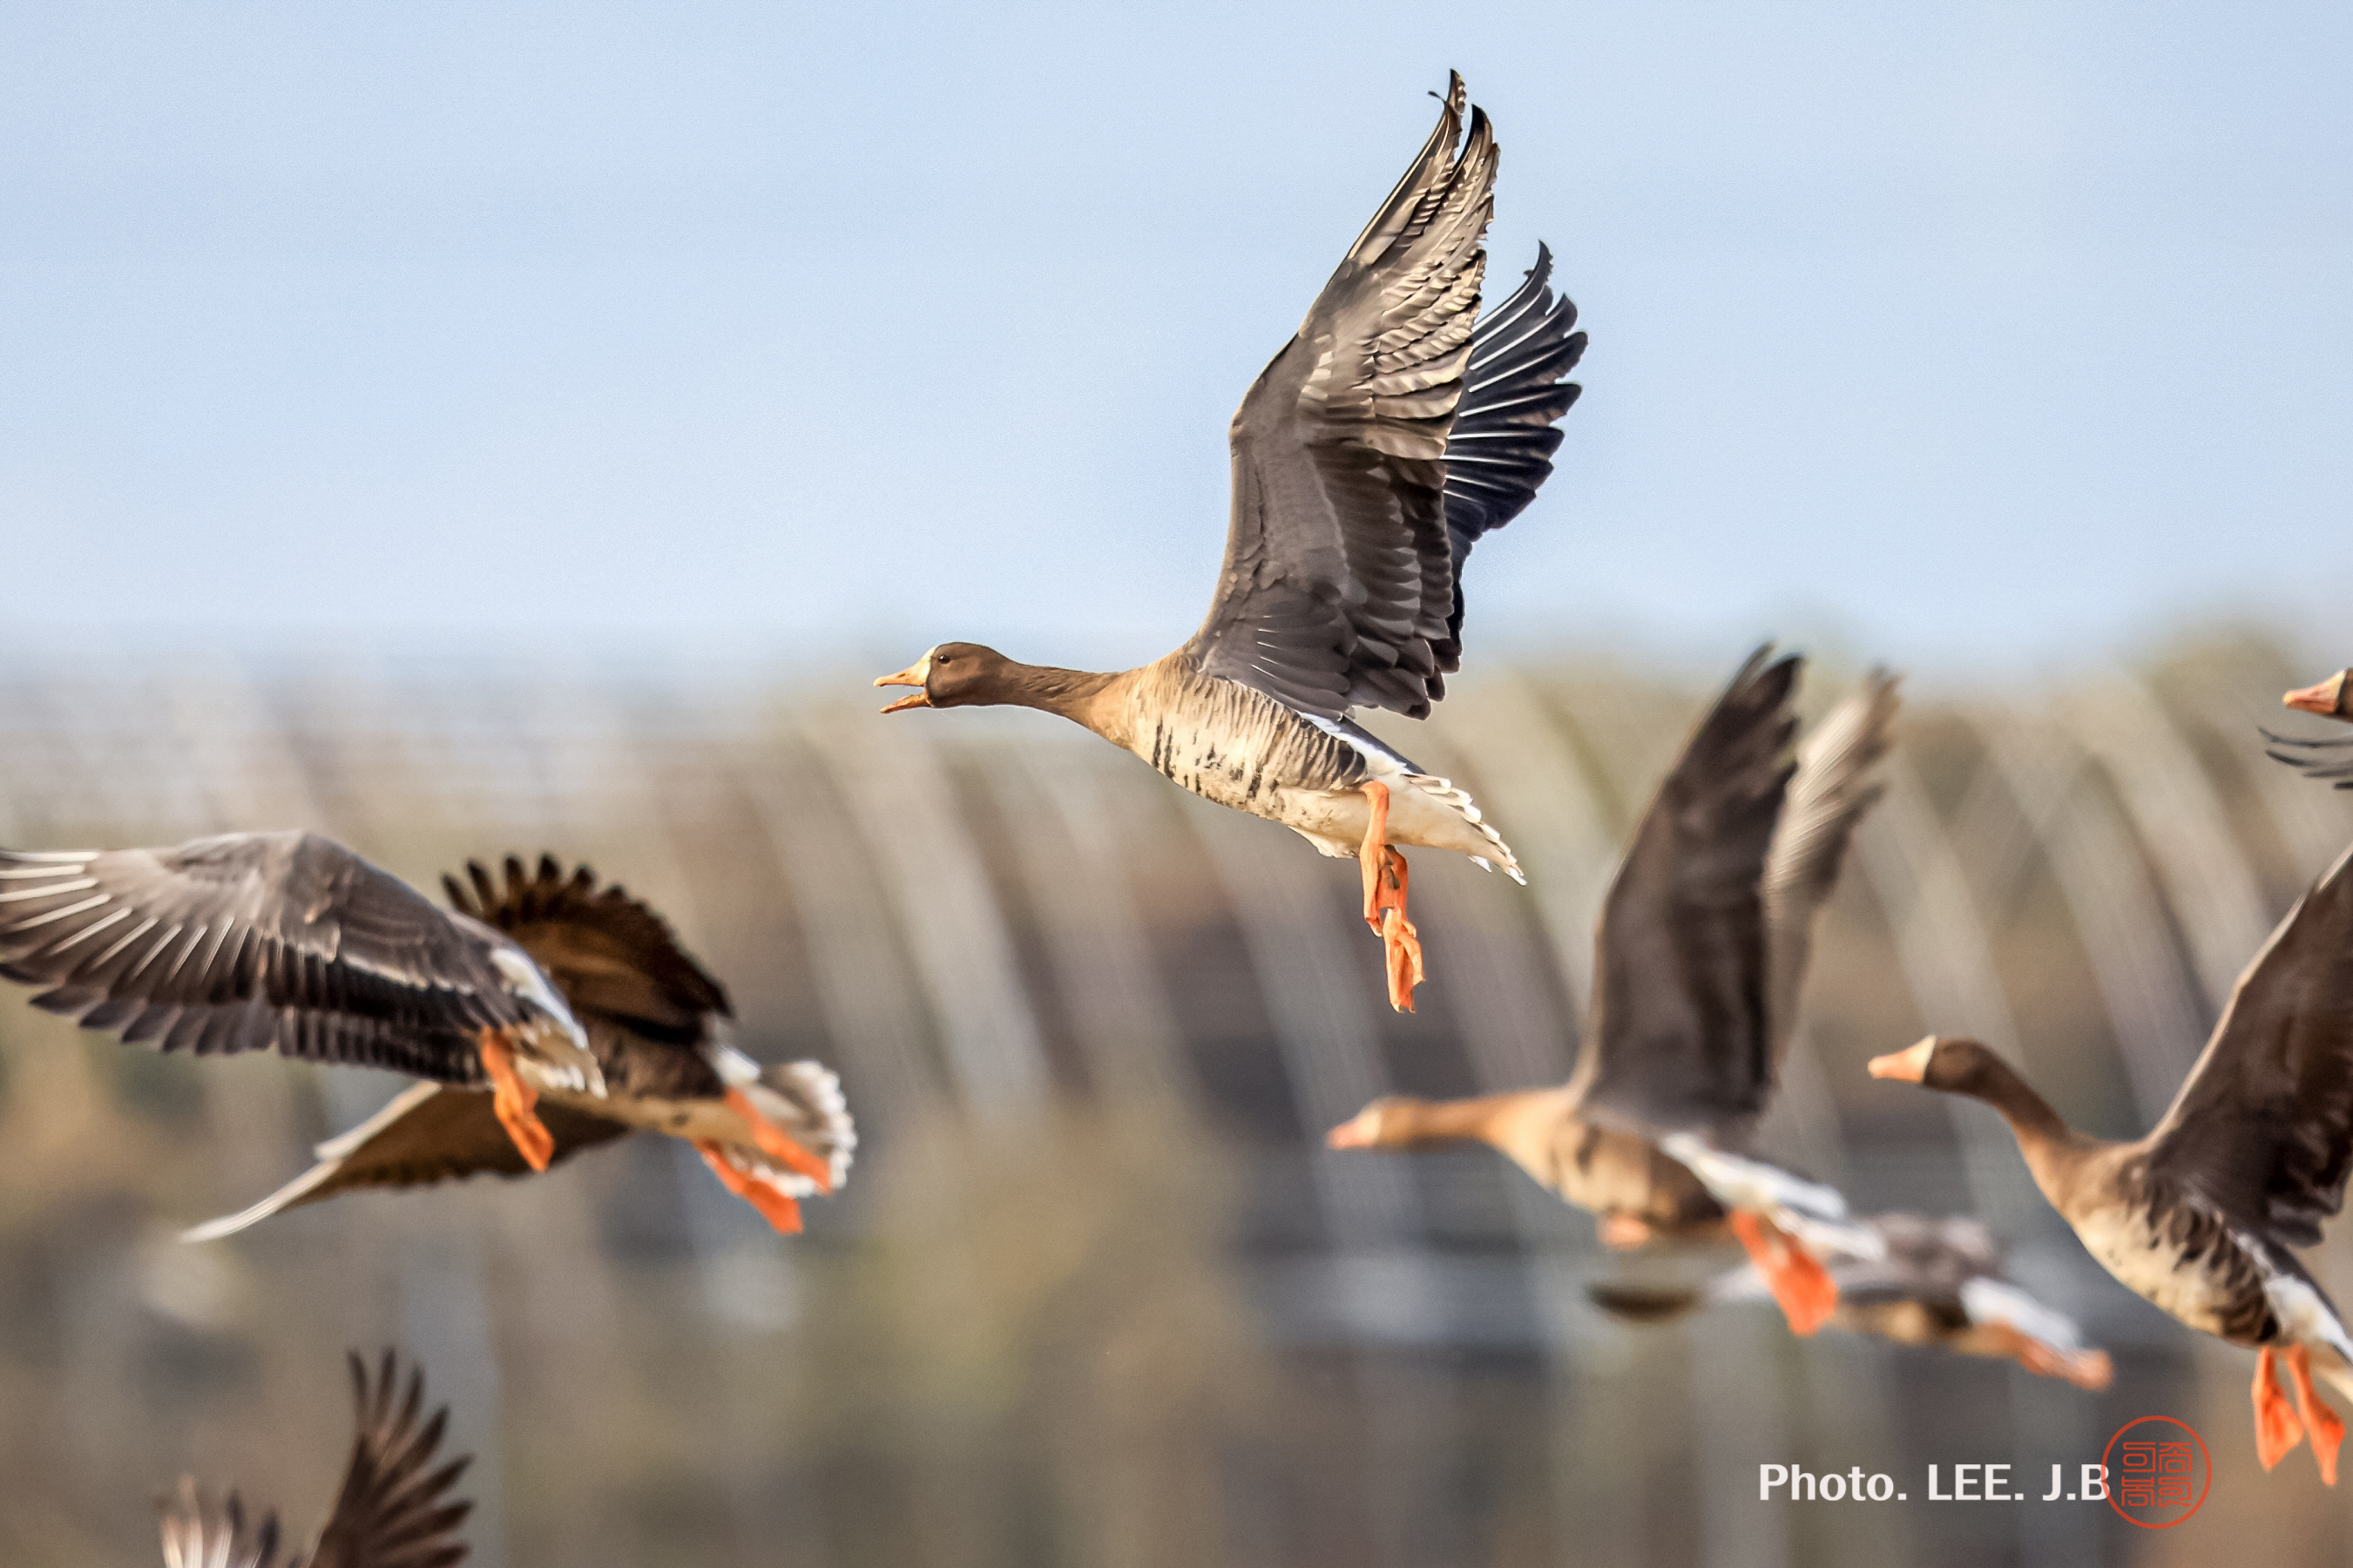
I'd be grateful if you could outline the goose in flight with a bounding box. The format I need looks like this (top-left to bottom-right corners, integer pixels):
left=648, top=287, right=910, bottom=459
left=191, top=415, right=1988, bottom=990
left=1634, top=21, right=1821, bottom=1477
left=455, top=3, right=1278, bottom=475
left=158, top=1350, right=470, bottom=1568
left=1330, top=650, right=1899, bottom=1334
left=1870, top=837, right=2353, bottom=1482
left=0, top=837, right=850, bottom=1234
left=1589, top=1212, right=2113, bottom=1388
left=876, top=72, right=1585, bottom=1011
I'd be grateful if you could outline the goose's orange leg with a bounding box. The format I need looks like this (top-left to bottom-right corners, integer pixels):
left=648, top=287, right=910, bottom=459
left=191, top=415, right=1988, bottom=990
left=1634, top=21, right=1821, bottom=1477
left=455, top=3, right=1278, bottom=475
left=1356, top=781, right=1425, bottom=1013
left=2283, top=1345, right=2343, bottom=1484
left=696, top=1142, right=804, bottom=1233
left=477, top=1031, right=553, bottom=1173
left=722, top=1087, right=834, bottom=1193
left=1729, top=1210, right=1838, bottom=1336
left=2253, top=1348, right=2306, bottom=1471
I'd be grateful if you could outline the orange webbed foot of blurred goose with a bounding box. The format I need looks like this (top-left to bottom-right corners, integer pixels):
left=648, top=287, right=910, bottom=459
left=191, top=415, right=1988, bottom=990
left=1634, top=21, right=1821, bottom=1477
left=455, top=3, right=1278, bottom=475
left=1730, top=1210, right=1837, bottom=1336
left=2254, top=1348, right=2307, bottom=1472
left=1356, top=781, right=1424, bottom=1013
left=2284, top=1346, right=2343, bottom=1484
left=478, top=1031, right=554, bottom=1173
left=696, top=1142, right=804, bottom=1233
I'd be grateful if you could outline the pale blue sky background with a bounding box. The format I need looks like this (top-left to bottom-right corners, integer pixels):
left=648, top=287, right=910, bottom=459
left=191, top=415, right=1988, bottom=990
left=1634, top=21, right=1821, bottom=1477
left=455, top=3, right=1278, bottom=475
left=3, top=2, right=2349, bottom=679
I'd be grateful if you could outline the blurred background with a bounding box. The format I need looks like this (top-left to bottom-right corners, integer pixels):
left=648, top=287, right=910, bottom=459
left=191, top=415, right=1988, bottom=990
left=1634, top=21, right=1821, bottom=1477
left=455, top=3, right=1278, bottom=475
left=4, top=3, right=2353, bottom=1566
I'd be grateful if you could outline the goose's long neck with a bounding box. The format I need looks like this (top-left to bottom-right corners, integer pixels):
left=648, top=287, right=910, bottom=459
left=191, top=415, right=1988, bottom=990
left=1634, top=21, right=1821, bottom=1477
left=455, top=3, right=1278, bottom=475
left=1962, top=1058, right=2099, bottom=1205
left=999, top=664, right=1122, bottom=732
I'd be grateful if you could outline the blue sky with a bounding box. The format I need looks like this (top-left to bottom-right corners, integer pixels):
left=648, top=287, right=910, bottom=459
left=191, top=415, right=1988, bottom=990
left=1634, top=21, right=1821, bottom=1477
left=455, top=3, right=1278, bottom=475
left=3, top=2, right=2349, bottom=679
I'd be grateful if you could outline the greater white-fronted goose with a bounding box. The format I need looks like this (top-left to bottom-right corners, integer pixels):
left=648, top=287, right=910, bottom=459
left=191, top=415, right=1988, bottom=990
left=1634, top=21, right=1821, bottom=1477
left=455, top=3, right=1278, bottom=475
left=1590, top=1213, right=2113, bottom=1389
left=158, top=1349, right=470, bottom=1568
left=2268, top=667, right=2353, bottom=787
left=0, top=838, right=851, bottom=1234
left=1869, top=839, right=2353, bottom=1481
left=188, top=857, right=854, bottom=1239
left=1329, top=649, right=1900, bottom=1333
left=875, top=74, right=1585, bottom=1012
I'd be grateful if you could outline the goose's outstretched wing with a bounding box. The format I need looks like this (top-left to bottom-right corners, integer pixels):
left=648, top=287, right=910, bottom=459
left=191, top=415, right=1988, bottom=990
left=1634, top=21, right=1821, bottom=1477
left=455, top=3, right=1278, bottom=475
left=443, top=855, right=729, bottom=1045
left=1762, top=671, right=1899, bottom=1060
left=182, top=1083, right=632, bottom=1241
left=159, top=1480, right=283, bottom=1568
left=1572, top=647, right=1798, bottom=1137
left=0, top=833, right=539, bottom=1081
left=1436, top=243, right=1584, bottom=652
left=307, top=1351, right=472, bottom=1568
left=1189, top=73, right=1503, bottom=721
left=2147, top=842, right=2353, bottom=1246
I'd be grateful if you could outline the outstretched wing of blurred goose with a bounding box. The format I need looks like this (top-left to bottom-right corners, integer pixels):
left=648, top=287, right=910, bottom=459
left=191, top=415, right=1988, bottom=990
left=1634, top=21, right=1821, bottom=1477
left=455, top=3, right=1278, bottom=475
left=185, top=855, right=854, bottom=1238
left=159, top=1350, right=472, bottom=1568
left=873, top=72, right=1586, bottom=1013
left=0, top=832, right=600, bottom=1171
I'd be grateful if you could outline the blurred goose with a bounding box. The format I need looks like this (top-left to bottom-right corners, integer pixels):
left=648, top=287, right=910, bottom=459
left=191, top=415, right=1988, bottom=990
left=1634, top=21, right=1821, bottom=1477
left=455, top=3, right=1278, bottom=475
left=1589, top=1213, right=2113, bottom=1389
left=876, top=73, right=1585, bottom=1013
left=159, top=1349, right=470, bottom=1568
left=0, top=837, right=850, bottom=1235
left=1330, top=649, right=1900, bottom=1334
left=2268, top=667, right=2353, bottom=787
left=1869, top=839, right=2353, bottom=1482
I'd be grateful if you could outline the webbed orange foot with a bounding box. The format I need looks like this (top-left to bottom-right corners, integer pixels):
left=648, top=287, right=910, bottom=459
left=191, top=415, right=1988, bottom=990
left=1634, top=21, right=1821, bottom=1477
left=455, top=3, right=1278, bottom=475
left=723, top=1086, right=834, bottom=1193
left=2254, top=1348, right=2307, bottom=1471
left=1730, top=1210, right=1838, bottom=1336
left=696, top=1141, right=804, bottom=1233
left=1356, top=781, right=1424, bottom=1013
left=478, top=1031, right=554, bottom=1173
left=2284, top=1345, right=2343, bottom=1484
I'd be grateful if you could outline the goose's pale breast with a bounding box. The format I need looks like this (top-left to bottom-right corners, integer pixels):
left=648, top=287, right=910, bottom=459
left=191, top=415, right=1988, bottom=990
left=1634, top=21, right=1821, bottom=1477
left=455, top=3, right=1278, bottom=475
left=2070, top=1202, right=2252, bottom=1341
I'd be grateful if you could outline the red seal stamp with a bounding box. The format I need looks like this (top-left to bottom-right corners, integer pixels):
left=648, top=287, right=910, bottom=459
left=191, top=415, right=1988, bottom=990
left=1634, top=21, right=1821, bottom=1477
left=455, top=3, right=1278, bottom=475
left=2101, top=1416, right=2210, bottom=1529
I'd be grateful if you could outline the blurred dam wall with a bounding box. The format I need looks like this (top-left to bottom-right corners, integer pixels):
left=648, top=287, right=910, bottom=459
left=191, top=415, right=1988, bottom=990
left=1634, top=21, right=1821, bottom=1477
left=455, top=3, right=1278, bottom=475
left=0, top=635, right=2347, bottom=1568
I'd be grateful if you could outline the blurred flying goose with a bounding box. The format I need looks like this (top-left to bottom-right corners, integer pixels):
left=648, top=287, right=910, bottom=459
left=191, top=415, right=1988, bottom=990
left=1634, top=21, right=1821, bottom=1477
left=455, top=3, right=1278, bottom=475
left=1589, top=1213, right=2113, bottom=1389
left=0, top=836, right=851, bottom=1235
left=158, top=1349, right=470, bottom=1568
left=2268, top=667, right=2353, bottom=787
left=1330, top=648, right=1900, bottom=1334
left=876, top=73, right=1585, bottom=1012
left=1869, top=838, right=2353, bottom=1482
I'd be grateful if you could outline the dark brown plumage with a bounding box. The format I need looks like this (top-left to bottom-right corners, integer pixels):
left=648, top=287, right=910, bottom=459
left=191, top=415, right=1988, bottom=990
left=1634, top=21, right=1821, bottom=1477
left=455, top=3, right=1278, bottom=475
left=158, top=1350, right=471, bottom=1568
left=1871, top=840, right=2353, bottom=1478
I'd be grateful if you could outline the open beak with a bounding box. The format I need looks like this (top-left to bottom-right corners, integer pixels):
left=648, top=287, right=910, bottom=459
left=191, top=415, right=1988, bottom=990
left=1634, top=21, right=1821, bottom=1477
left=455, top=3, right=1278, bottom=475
left=1867, top=1037, right=1937, bottom=1083
left=2283, top=671, right=2350, bottom=720
left=874, top=661, right=931, bottom=714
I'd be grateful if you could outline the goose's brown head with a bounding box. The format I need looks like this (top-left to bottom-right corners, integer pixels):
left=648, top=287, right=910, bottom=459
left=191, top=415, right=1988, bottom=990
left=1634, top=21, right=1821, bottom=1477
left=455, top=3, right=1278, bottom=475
left=2284, top=669, right=2352, bottom=721
left=1868, top=1035, right=2005, bottom=1096
left=873, top=643, right=1018, bottom=713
